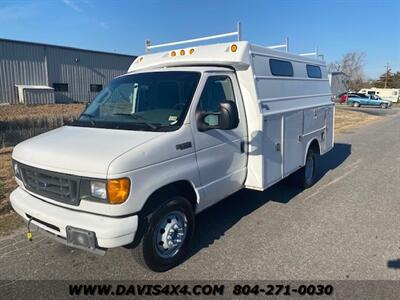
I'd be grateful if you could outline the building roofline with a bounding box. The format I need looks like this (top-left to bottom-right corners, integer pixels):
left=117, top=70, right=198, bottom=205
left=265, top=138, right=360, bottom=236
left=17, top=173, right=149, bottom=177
left=329, top=71, right=349, bottom=76
left=0, top=37, right=136, bottom=58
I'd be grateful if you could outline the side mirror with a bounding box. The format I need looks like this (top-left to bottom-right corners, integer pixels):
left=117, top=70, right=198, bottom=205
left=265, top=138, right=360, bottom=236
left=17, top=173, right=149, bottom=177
left=219, top=100, right=239, bottom=130
left=85, top=101, right=91, bottom=109
left=197, top=100, right=239, bottom=132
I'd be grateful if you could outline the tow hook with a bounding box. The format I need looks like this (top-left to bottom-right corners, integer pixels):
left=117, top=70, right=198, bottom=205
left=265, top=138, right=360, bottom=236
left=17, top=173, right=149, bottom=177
left=26, top=217, right=33, bottom=241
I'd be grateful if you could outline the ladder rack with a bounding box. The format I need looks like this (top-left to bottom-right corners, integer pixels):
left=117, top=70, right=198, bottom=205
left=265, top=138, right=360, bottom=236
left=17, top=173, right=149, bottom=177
left=299, top=47, right=324, bottom=60
left=267, top=37, right=289, bottom=52
left=145, top=22, right=242, bottom=52
left=143, top=22, right=324, bottom=60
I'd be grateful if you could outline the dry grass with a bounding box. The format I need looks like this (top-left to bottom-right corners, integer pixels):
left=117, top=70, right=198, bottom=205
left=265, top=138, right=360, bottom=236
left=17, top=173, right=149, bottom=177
left=0, top=104, right=84, bottom=122
left=0, top=104, right=84, bottom=147
left=334, top=106, right=380, bottom=134
left=0, top=147, right=15, bottom=215
left=0, top=104, right=382, bottom=236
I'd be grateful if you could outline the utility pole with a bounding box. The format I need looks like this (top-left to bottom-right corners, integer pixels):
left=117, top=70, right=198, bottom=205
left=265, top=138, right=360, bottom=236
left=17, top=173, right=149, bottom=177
left=384, top=63, right=391, bottom=88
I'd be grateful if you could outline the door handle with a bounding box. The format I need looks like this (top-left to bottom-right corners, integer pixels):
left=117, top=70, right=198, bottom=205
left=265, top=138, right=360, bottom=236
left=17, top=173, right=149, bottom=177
left=275, top=142, right=281, bottom=152
left=240, top=141, right=245, bottom=153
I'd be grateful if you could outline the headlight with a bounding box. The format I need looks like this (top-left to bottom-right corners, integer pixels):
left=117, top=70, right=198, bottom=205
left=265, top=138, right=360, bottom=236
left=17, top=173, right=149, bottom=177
left=82, top=178, right=130, bottom=204
left=90, top=181, right=107, bottom=200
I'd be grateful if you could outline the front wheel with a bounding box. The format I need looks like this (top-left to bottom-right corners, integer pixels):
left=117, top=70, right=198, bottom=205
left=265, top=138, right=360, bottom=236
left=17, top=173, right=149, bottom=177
left=380, top=103, right=388, bottom=109
left=353, top=102, right=360, bottom=108
left=133, top=196, right=195, bottom=272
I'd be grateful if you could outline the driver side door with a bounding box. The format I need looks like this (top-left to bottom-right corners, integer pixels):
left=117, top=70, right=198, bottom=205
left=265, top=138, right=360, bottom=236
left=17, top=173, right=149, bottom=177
left=191, top=73, right=247, bottom=211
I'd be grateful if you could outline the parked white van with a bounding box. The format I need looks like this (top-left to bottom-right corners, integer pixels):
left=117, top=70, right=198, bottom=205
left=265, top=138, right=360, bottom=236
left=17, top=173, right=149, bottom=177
left=10, top=31, right=334, bottom=271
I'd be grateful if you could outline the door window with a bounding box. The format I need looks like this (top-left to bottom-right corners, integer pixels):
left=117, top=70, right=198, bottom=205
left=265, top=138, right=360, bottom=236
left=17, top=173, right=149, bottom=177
left=197, top=75, right=235, bottom=126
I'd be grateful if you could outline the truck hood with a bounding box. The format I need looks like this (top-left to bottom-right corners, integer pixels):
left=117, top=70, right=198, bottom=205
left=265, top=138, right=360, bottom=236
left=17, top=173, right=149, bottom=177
left=12, top=126, right=162, bottom=178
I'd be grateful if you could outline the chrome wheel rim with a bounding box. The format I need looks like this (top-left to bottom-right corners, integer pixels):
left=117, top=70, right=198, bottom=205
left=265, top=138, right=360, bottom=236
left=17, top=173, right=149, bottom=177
left=305, top=155, right=314, bottom=183
left=154, top=211, right=188, bottom=258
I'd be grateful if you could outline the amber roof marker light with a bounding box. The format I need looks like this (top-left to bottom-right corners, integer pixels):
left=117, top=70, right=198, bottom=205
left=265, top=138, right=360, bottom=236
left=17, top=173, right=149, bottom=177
left=230, top=44, right=238, bottom=52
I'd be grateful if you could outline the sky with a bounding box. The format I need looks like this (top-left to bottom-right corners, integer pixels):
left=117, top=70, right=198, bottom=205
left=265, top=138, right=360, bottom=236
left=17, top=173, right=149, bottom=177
left=0, top=0, right=399, bottom=79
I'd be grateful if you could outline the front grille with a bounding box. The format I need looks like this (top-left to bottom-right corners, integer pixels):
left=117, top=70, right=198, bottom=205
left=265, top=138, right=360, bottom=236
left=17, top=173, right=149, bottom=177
left=19, top=163, right=80, bottom=206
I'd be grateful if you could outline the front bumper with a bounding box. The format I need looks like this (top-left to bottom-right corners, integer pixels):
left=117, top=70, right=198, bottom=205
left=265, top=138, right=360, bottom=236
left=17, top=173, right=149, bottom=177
left=10, top=187, right=138, bottom=249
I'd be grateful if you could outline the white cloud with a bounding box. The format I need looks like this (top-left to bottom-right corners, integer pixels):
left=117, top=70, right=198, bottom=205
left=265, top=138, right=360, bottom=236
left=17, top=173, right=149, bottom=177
left=62, top=0, right=82, bottom=13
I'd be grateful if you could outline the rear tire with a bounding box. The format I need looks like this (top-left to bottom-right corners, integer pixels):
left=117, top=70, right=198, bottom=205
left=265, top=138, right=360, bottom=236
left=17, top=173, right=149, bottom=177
left=292, top=148, right=318, bottom=189
left=353, top=102, right=360, bottom=108
left=133, top=196, right=195, bottom=272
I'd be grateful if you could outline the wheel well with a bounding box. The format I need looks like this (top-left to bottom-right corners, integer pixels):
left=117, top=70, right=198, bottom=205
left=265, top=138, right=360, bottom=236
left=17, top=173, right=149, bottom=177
left=128, top=180, right=198, bottom=248
left=141, top=180, right=198, bottom=217
left=309, top=139, right=320, bottom=155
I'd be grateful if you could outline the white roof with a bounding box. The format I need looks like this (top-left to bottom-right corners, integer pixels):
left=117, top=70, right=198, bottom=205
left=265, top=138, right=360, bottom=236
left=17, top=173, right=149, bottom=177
left=128, top=41, right=325, bottom=73
left=129, top=41, right=252, bottom=73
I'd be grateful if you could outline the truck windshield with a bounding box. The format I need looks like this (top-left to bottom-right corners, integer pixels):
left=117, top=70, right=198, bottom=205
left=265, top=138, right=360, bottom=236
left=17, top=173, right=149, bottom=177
left=71, top=71, right=201, bottom=131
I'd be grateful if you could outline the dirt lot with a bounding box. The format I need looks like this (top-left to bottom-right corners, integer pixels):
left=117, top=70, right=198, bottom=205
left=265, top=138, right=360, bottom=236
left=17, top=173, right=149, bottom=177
left=0, top=104, right=381, bottom=236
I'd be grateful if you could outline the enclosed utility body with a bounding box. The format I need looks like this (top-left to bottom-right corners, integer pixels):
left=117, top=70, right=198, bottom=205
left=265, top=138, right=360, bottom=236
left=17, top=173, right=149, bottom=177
left=10, top=33, right=334, bottom=272
left=130, top=41, right=334, bottom=191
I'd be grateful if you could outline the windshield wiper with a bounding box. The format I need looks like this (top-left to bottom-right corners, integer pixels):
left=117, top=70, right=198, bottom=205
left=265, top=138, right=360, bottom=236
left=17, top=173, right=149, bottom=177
left=80, top=113, right=96, bottom=126
left=111, top=113, right=160, bottom=130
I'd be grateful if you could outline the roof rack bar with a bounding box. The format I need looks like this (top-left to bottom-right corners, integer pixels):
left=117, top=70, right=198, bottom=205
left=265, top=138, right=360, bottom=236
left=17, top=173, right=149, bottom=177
left=145, top=22, right=242, bottom=52
left=299, top=52, right=318, bottom=57
left=299, top=47, right=324, bottom=60
left=267, top=37, right=289, bottom=52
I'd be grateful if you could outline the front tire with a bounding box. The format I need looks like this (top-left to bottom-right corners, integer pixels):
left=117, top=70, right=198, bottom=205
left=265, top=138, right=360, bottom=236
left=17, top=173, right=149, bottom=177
left=353, top=102, right=360, bottom=108
left=380, top=103, right=388, bottom=109
left=133, top=196, right=195, bottom=272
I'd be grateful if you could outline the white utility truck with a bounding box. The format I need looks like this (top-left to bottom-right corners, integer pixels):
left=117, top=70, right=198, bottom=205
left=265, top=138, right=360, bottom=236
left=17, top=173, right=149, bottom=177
left=10, top=30, right=334, bottom=271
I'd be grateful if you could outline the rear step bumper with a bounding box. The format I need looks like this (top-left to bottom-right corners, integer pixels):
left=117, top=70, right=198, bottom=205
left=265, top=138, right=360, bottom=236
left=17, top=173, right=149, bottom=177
left=10, top=187, right=138, bottom=249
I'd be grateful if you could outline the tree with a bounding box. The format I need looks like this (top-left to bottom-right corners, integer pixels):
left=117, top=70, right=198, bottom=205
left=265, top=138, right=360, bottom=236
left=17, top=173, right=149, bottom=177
left=328, top=52, right=366, bottom=91
left=373, top=71, right=400, bottom=88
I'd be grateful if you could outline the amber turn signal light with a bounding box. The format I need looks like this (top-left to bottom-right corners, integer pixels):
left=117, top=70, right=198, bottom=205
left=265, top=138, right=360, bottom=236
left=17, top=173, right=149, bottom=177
left=230, top=44, right=238, bottom=52
left=107, top=178, right=130, bottom=204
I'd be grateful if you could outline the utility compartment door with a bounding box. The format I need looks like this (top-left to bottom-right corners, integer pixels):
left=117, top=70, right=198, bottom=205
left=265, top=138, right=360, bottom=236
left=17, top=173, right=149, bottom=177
left=283, top=111, right=304, bottom=176
left=303, top=107, right=326, bottom=133
left=263, top=115, right=283, bottom=187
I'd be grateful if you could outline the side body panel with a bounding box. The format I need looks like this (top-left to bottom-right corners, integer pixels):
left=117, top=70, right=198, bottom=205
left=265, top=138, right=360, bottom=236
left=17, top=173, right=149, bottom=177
left=242, top=44, right=334, bottom=190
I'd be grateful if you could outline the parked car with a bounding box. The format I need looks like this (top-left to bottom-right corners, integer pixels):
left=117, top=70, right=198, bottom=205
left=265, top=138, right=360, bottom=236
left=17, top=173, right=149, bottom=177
left=338, top=92, right=348, bottom=104
left=10, top=36, right=334, bottom=272
left=347, top=93, right=392, bottom=109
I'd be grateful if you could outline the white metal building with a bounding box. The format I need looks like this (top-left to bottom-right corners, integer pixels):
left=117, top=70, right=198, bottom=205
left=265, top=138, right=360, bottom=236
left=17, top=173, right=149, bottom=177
left=0, top=38, right=136, bottom=105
